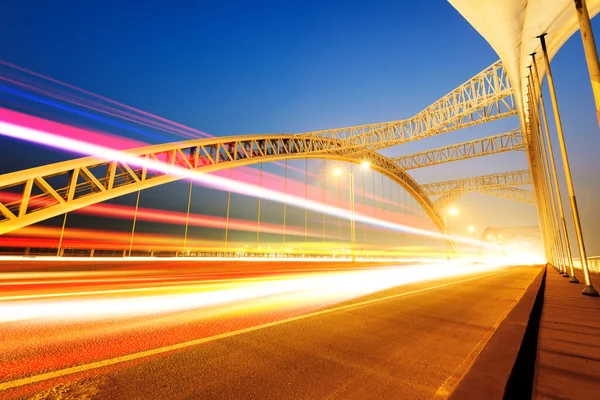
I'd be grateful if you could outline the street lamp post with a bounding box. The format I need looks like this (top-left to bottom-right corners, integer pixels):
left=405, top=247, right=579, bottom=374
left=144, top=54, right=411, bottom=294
left=334, top=161, right=369, bottom=262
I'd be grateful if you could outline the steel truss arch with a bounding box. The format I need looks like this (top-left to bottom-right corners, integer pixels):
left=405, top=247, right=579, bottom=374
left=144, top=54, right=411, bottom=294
left=0, top=134, right=445, bottom=236
left=422, top=169, right=531, bottom=197
left=434, top=187, right=535, bottom=210
left=299, top=60, right=517, bottom=151
left=394, top=129, right=524, bottom=170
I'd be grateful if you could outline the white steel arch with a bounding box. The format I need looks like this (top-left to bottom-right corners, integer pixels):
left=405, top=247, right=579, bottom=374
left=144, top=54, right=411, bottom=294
left=0, top=134, right=446, bottom=236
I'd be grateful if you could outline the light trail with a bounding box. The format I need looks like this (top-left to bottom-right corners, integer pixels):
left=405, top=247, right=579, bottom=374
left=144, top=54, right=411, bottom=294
left=0, top=108, right=496, bottom=249
left=0, top=59, right=211, bottom=140
left=0, top=262, right=499, bottom=323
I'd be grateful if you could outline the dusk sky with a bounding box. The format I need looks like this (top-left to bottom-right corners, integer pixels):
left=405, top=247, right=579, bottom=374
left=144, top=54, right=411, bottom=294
left=0, top=1, right=598, bottom=254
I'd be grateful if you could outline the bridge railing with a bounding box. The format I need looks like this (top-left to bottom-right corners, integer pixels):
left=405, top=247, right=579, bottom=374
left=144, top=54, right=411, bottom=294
left=0, top=246, right=425, bottom=260
left=572, top=257, right=600, bottom=274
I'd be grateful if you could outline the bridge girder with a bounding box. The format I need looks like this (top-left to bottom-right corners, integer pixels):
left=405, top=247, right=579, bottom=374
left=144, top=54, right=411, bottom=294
left=394, top=129, right=524, bottom=170
left=0, top=134, right=446, bottom=236
left=299, top=60, right=517, bottom=150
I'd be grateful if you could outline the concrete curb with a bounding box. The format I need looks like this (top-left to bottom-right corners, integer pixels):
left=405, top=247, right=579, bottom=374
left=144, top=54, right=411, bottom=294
left=449, top=266, right=546, bottom=400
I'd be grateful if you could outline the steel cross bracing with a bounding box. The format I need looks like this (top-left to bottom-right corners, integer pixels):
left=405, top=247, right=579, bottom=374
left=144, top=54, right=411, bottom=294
left=434, top=186, right=535, bottom=210
left=480, top=226, right=540, bottom=241
left=480, top=186, right=535, bottom=204
left=0, top=134, right=445, bottom=236
left=422, top=169, right=531, bottom=197
left=299, top=60, right=517, bottom=151
left=393, top=129, right=524, bottom=170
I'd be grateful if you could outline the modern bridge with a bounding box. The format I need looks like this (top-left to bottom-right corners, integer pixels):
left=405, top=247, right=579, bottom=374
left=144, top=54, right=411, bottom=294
left=1, top=1, right=599, bottom=399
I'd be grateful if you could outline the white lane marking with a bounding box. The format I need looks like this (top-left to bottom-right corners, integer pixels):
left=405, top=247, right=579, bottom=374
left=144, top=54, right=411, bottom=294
left=0, top=270, right=505, bottom=391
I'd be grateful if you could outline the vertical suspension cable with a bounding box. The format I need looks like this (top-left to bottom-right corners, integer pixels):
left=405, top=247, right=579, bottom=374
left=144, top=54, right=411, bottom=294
left=362, top=167, right=366, bottom=255
left=128, top=190, right=141, bottom=257
left=256, top=163, right=262, bottom=250
left=532, top=55, right=576, bottom=278
left=397, top=183, right=401, bottom=255
left=337, top=159, right=341, bottom=243
left=350, top=164, right=354, bottom=250
left=305, top=158, right=308, bottom=245
left=372, top=169, right=376, bottom=218
left=381, top=173, right=385, bottom=221
left=350, top=164, right=355, bottom=261
left=389, top=176, right=394, bottom=255
left=322, top=160, right=325, bottom=243
left=224, top=168, right=232, bottom=251
left=183, top=180, right=193, bottom=253
left=56, top=212, right=68, bottom=257
left=539, top=35, right=597, bottom=294
left=283, top=159, right=288, bottom=248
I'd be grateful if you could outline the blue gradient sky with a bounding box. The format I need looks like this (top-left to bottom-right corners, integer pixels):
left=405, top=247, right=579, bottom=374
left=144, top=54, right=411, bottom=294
left=0, top=1, right=599, bottom=254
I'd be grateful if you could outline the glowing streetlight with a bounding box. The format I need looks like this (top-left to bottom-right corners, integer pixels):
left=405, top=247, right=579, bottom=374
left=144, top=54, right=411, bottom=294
left=468, top=225, right=475, bottom=233
left=361, top=160, right=370, bottom=169
left=334, top=167, right=343, bottom=176
left=448, top=207, right=459, bottom=216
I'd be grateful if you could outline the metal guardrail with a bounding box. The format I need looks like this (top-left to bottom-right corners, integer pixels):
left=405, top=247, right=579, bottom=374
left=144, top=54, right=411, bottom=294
left=572, top=256, right=600, bottom=274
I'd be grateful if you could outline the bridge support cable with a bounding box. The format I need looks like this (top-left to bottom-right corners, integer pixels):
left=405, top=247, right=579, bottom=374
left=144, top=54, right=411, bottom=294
left=574, top=0, right=600, bottom=126
left=320, top=160, right=324, bottom=244
left=532, top=55, right=578, bottom=279
left=304, top=158, right=308, bottom=244
left=128, top=190, right=141, bottom=257
left=361, top=168, right=366, bottom=252
left=389, top=176, right=394, bottom=251
left=393, top=129, right=524, bottom=170
left=256, top=163, right=263, bottom=248
left=395, top=184, right=400, bottom=251
left=224, top=168, right=232, bottom=251
left=527, top=76, right=564, bottom=275
left=283, top=160, right=288, bottom=248
left=182, top=180, right=193, bottom=253
left=57, top=212, right=68, bottom=257
left=337, top=160, right=341, bottom=242
left=528, top=71, right=572, bottom=279
left=299, top=60, right=517, bottom=151
left=538, top=36, right=598, bottom=296
left=526, top=74, right=556, bottom=268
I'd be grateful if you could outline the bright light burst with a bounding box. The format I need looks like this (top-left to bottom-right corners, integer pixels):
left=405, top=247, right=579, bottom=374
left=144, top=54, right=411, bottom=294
left=0, top=261, right=501, bottom=323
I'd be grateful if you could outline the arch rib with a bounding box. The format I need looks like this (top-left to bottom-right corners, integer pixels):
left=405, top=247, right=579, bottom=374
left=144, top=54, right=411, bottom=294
left=0, top=134, right=445, bottom=236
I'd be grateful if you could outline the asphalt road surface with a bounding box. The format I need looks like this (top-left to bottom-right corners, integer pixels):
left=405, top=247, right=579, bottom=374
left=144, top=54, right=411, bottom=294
left=0, top=261, right=541, bottom=399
